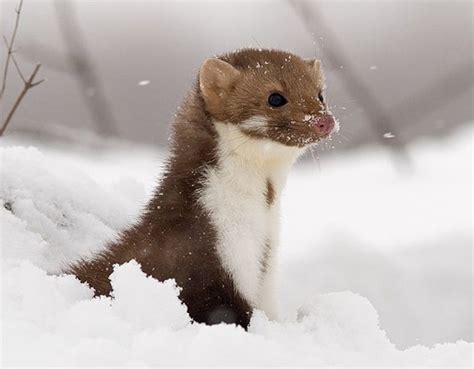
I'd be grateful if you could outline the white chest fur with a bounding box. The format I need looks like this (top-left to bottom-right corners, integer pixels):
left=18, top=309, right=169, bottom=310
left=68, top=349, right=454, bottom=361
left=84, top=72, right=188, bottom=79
left=198, top=121, right=303, bottom=318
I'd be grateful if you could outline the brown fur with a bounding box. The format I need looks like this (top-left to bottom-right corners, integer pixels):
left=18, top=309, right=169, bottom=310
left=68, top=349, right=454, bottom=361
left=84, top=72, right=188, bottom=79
left=200, top=49, right=328, bottom=147
left=70, top=83, right=252, bottom=327
left=69, top=48, right=329, bottom=329
left=265, top=179, right=275, bottom=207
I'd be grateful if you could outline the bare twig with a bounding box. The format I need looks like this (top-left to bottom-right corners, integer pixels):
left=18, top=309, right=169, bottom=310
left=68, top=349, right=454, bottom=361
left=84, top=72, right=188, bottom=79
left=10, top=53, right=27, bottom=83
left=0, top=0, right=24, bottom=101
left=2, top=36, right=26, bottom=83
left=0, top=64, right=44, bottom=136
left=0, top=0, right=44, bottom=137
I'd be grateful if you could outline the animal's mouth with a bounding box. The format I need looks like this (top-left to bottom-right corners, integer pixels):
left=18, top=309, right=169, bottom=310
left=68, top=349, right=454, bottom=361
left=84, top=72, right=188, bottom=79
left=238, top=113, right=340, bottom=148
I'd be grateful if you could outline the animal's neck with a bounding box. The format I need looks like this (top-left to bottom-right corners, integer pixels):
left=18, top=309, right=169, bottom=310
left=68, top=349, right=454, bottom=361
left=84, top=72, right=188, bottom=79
left=213, top=121, right=303, bottom=185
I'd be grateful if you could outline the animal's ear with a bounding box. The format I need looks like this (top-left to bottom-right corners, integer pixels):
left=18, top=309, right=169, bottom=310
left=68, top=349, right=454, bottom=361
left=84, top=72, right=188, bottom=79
left=305, top=59, right=325, bottom=87
left=199, top=58, right=240, bottom=105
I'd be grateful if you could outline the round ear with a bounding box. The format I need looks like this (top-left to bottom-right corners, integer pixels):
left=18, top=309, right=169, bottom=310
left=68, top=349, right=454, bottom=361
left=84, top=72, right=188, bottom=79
left=305, top=59, right=325, bottom=87
left=199, top=58, right=240, bottom=103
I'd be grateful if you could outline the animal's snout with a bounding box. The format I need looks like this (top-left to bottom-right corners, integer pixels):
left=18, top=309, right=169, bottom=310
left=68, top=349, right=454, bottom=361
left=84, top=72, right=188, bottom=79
left=311, top=114, right=336, bottom=136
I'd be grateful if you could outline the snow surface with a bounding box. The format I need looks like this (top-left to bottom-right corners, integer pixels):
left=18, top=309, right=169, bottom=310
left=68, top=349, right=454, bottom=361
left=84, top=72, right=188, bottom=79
left=1, top=126, right=472, bottom=366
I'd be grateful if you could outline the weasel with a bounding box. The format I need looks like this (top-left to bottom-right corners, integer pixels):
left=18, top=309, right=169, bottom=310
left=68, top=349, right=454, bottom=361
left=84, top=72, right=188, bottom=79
left=70, top=48, right=338, bottom=329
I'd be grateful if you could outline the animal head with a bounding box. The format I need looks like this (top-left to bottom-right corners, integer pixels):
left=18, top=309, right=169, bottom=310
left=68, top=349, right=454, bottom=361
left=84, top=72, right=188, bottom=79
left=199, top=48, right=338, bottom=148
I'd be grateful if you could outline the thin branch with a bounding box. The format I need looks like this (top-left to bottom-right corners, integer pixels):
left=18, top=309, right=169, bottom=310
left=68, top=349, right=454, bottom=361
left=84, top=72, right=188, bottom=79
left=0, top=64, right=43, bottom=136
left=0, top=0, right=44, bottom=137
left=3, top=36, right=25, bottom=83
left=11, top=54, right=27, bottom=84
left=0, top=0, right=24, bottom=101
left=30, top=78, right=45, bottom=87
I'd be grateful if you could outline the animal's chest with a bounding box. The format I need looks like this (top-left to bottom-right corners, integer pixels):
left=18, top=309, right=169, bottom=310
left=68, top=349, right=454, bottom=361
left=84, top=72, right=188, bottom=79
left=198, top=162, right=281, bottom=305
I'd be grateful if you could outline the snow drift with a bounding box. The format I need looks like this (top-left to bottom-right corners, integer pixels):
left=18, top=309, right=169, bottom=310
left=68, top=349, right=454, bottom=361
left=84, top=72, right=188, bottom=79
left=1, top=130, right=472, bottom=366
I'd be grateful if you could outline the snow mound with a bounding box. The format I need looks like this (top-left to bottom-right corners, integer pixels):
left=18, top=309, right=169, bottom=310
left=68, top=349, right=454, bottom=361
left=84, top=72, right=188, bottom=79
left=1, top=145, right=472, bottom=366
left=0, top=146, right=138, bottom=273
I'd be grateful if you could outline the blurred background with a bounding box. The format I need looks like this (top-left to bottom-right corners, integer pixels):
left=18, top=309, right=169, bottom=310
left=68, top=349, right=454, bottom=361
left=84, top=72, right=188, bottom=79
left=0, top=0, right=472, bottom=351
left=0, top=0, right=472, bottom=153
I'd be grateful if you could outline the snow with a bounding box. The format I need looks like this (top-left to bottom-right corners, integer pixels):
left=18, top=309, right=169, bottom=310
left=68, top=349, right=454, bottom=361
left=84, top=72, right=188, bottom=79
left=1, top=126, right=472, bottom=366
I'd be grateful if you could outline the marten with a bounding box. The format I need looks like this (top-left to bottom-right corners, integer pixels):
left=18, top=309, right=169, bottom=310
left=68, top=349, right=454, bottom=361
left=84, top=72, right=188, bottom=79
left=69, top=48, right=338, bottom=329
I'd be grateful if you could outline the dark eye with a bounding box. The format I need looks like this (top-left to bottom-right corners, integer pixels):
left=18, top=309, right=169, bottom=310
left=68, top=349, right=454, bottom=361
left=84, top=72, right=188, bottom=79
left=318, top=92, right=325, bottom=103
left=268, top=93, right=287, bottom=108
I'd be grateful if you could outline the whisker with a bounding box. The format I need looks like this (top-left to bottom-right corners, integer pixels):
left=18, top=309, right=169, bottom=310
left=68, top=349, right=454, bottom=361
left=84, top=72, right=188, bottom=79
left=309, top=145, right=321, bottom=174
